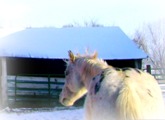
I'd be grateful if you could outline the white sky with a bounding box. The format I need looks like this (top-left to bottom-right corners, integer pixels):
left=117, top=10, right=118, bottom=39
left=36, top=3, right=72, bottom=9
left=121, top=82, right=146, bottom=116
left=0, top=0, right=165, bottom=37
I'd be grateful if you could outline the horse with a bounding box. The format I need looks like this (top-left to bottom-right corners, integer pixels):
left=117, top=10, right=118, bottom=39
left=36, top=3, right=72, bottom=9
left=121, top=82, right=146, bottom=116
left=59, top=50, right=165, bottom=120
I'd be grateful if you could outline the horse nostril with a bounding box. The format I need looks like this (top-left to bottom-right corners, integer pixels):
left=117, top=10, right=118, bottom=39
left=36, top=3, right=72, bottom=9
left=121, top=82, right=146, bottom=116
left=59, top=97, right=67, bottom=105
left=62, top=98, right=66, bottom=102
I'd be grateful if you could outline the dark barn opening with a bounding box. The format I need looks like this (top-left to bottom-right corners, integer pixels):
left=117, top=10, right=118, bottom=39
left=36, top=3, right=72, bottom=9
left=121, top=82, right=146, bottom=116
left=6, top=57, right=142, bottom=75
left=6, top=57, right=66, bottom=75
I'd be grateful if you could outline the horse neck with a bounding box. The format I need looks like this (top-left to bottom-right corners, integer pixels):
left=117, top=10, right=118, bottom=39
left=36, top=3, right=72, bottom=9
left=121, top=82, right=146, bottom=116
left=77, top=58, right=108, bottom=89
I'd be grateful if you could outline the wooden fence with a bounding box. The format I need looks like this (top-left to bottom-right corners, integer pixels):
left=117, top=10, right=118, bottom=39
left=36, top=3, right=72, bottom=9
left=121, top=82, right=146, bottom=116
left=144, top=65, right=165, bottom=81
left=145, top=66, right=165, bottom=94
left=7, top=74, right=65, bottom=107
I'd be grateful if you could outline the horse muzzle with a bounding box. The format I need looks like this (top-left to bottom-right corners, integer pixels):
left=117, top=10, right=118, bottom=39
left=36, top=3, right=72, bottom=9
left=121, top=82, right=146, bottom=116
left=59, top=92, right=74, bottom=106
left=59, top=97, right=74, bottom=106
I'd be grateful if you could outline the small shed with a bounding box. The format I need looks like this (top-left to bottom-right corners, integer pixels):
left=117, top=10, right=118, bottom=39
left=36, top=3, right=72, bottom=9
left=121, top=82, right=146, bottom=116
left=0, top=27, right=147, bottom=108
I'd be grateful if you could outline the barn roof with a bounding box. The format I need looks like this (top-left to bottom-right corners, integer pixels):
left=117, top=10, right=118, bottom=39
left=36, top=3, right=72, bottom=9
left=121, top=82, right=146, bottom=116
left=0, top=27, right=147, bottom=60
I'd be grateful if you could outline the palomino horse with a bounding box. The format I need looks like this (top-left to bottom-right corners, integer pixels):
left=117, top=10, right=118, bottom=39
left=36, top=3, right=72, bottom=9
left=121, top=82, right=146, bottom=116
left=59, top=51, right=165, bottom=120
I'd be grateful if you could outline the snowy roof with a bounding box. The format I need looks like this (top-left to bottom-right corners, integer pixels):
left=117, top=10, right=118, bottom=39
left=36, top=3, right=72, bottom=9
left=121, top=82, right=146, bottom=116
left=0, top=27, right=147, bottom=60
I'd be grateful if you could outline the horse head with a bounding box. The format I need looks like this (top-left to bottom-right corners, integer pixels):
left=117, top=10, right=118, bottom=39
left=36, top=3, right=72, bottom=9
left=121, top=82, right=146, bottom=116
left=60, top=51, right=95, bottom=106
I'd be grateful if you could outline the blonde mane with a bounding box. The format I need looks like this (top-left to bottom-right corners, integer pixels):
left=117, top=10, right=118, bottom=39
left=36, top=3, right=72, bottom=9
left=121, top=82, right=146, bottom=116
left=76, top=57, right=109, bottom=70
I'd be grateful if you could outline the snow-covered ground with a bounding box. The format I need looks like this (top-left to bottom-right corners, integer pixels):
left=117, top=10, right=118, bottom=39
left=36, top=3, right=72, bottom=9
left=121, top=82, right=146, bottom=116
left=0, top=89, right=165, bottom=120
left=0, top=107, right=84, bottom=120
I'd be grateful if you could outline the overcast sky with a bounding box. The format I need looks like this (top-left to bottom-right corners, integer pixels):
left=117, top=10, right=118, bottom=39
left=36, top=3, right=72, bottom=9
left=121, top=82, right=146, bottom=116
left=0, top=0, right=165, bottom=37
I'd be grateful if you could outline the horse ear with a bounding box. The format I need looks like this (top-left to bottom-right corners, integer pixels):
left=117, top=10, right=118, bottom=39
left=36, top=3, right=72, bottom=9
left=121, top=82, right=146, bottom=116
left=68, top=50, right=75, bottom=62
left=92, top=51, right=98, bottom=59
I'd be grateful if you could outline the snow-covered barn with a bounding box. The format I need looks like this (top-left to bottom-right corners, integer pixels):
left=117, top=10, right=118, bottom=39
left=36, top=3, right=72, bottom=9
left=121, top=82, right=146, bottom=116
left=0, top=27, right=147, bottom=108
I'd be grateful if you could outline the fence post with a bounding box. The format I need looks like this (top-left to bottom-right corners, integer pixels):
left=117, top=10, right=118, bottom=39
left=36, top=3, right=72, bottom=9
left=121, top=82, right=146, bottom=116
left=146, top=65, right=151, bottom=74
left=14, top=76, right=17, bottom=101
left=0, top=58, right=8, bottom=109
left=48, top=75, right=51, bottom=106
left=48, top=75, right=50, bottom=96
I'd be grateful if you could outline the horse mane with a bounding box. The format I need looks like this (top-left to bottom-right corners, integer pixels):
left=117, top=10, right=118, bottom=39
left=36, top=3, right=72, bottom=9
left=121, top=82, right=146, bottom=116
left=65, top=51, right=110, bottom=80
left=74, top=53, right=109, bottom=71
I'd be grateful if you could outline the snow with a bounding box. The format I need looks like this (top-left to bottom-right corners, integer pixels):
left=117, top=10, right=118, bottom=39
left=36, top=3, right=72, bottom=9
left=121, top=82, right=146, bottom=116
left=0, top=102, right=165, bottom=120
left=0, top=107, right=84, bottom=120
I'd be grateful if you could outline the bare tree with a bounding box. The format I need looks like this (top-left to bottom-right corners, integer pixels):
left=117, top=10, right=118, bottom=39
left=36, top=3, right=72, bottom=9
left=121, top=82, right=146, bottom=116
left=133, top=19, right=165, bottom=74
left=63, top=20, right=104, bottom=28
left=83, top=20, right=104, bottom=27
